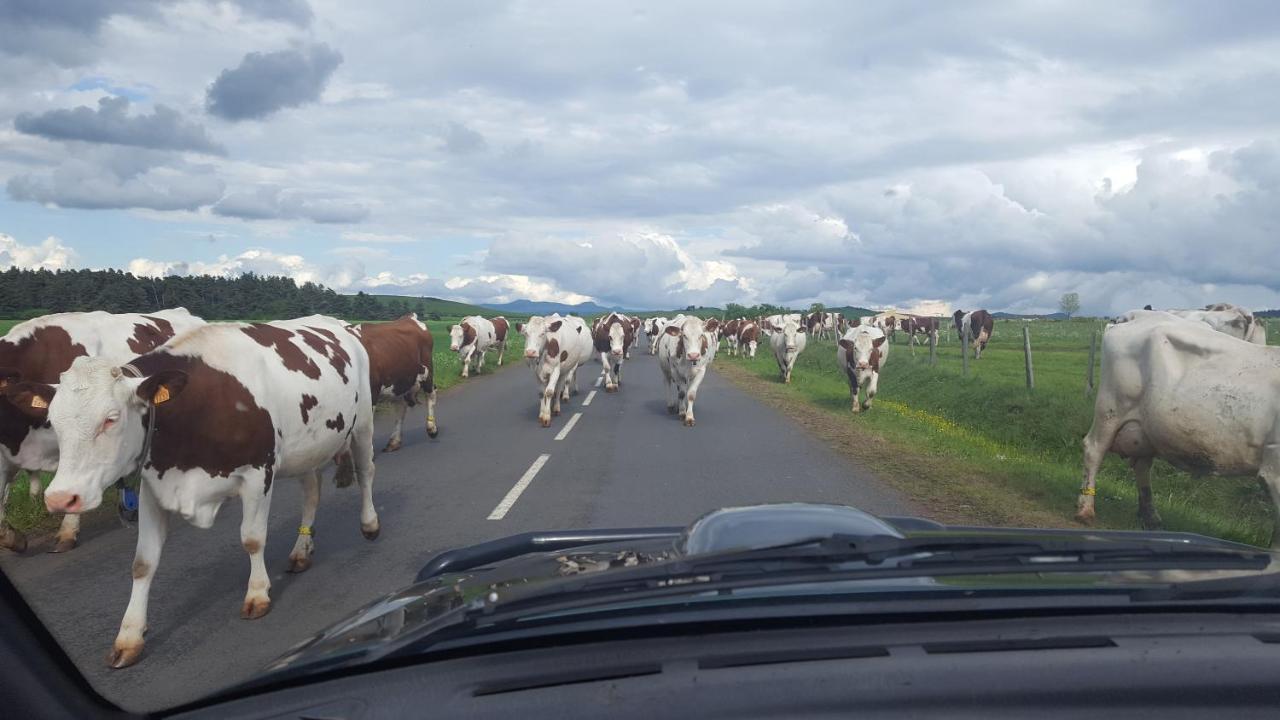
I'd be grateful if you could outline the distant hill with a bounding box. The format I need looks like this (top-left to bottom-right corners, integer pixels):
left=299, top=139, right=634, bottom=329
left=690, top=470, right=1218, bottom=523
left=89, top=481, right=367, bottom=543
left=1258, top=309, right=1280, bottom=318
left=827, top=305, right=876, bottom=318
left=364, top=295, right=513, bottom=318
left=992, top=311, right=1070, bottom=320
left=480, top=299, right=624, bottom=316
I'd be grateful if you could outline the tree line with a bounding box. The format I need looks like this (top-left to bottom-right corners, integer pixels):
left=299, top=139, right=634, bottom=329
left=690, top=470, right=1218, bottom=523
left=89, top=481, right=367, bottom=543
left=0, top=267, right=434, bottom=321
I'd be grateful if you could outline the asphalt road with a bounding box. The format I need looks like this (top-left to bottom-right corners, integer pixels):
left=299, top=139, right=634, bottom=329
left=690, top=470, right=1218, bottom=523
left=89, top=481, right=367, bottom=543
left=0, top=348, right=914, bottom=712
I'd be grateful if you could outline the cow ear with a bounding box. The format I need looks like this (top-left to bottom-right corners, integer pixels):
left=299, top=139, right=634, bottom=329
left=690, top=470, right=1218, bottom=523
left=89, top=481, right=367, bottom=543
left=137, top=370, right=188, bottom=406
left=3, top=382, right=56, bottom=421
left=0, top=367, right=20, bottom=389
left=548, top=320, right=563, bottom=332
left=838, top=339, right=854, bottom=350
left=515, top=323, right=523, bottom=333
left=872, top=336, right=886, bottom=348
left=664, top=326, right=680, bottom=336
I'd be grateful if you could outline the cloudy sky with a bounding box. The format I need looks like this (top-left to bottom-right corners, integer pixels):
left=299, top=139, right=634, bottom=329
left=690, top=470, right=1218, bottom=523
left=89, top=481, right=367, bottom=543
left=3, top=1, right=1280, bottom=314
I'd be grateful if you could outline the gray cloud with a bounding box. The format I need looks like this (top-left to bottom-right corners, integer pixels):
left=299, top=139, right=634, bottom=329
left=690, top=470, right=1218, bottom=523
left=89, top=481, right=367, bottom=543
left=223, top=0, right=312, bottom=27
left=212, top=185, right=369, bottom=224
left=205, top=44, right=343, bottom=121
left=6, top=149, right=225, bottom=211
left=0, top=0, right=156, bottom=66
left=441, top=121, right=487, bottom=155
left=14, top=96, right=225, bottom=154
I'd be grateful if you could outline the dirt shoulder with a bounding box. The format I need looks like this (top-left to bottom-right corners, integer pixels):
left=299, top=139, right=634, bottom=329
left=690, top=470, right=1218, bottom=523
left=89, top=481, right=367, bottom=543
left=713, top=362, right=1072, bottom=529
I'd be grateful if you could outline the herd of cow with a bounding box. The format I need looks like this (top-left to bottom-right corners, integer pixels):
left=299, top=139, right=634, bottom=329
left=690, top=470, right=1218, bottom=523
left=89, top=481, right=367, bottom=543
left=0, top=299, right=1278, bottom=669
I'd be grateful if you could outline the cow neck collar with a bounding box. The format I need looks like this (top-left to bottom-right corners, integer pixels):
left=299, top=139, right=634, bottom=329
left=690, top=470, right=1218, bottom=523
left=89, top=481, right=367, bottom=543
left=118, top=363, right=157, bottom=490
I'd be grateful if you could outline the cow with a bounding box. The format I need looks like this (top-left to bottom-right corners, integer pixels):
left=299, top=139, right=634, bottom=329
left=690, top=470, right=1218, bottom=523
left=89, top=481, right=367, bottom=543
left=805, top=312, right=826, bottom=340
left=771, top=318, right=808, bottom=383
left=704, top=317, right=721, bottom=340
left=900, top=315, right=940, bottom=352
left=491, top=316, right=510, bottom=366
left=1116, top=302, right=1264, bottom=345
left=658, top=315, right=714, bottom=427
left=448, top=315, right=497, bottom=378
left=645, top=317, right=669, bottom=355
left=954, top=309, right=994, bottom=359
left=9, top=316, right=378, bottom=668
left=1078, top=312, right=1280, bottom=544
left=593, top=312, right=634, bottom=392
left=737, top=321, right=762, bottom=358
left=837, top=325, right=888, bottom=413
left=722, top=318, right=744, bottom=356
left=628, top=316, right=643, bottom=357
left=0, top=308, right=205, bottom=554
left=520, top=315, right=593, bottom=426
left=348, top=314, right=438, bottom=452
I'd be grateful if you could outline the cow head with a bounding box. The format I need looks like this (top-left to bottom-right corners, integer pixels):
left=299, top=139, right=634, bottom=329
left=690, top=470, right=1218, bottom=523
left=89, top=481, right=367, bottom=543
left=607, top=318, right=627, bottom=357
left=519, top=316, right=551, bottom=360
left=449, top=321, right=477, bottom=352
left=840, top=329, right=886, bottom=379
left=779, top=320, right=804, bottom=353
left=669, top=316, right=706, bottom=362
left=42, top=357, right=187, bottom=513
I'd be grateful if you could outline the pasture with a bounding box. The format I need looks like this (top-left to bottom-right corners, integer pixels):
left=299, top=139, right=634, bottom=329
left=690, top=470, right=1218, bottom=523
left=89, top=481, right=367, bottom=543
left=717, top=318, right=1280, bottom=547
left=0, top=315, right=524, bottom=536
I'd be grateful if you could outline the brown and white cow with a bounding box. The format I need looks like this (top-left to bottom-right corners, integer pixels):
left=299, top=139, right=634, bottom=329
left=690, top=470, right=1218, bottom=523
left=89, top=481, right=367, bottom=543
left=645, top=317, right=669, bottom=355
left=593, top=312, right=635, bottom=392
left=899, top=315, right=940, bottom=351
left=491, top=316, right=511, bottom=366
left=737, top=321, right=762, bottom=358
left=722, top=318, right=744, bottom=356
left=954, top=309, right=994, bottom=359
left=0, top=308, right=205, bottom=553
left=448, top=315, right=497, bottom=378
left=627, top=315, right=643, bottom=357
left=348, top=313, right=438, bottom=452
left=837, top=325, right=888, bottom=413
left=805, top=312, right=826, bottom=340
left=521, top=315, right=594, bottom=426
left=658, top=315, right=715, bottom=426
left=1078, top=312, right=1280, bottom=543
left=14, top=316, right=378, bottom=667
left=771, top=318, right=808, bottom=383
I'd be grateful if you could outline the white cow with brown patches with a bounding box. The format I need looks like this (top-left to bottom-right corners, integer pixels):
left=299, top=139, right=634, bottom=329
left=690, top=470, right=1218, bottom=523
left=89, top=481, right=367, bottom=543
left=10, top=316, right=378, bottom=668
left=771, top=319, right=808, bottom=384
left=646, top=317, right=669, bottom=355
left=448, top=315, right=497, bottom=378
left=837, top=325, right=888, bottom=413
left=658, top=315, right=713, bottom=427
left=1078, top=312, right=1280, bottom=543
left=519, top=315, right=593, bottom=426
left=0, top=308, right=205, bottom=553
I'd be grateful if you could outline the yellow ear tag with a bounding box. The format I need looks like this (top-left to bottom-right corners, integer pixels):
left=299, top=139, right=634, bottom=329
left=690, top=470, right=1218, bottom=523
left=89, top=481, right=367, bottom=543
left=31, top=395, right=48, bottom=409
left=153, top=386, right=171, bottom=405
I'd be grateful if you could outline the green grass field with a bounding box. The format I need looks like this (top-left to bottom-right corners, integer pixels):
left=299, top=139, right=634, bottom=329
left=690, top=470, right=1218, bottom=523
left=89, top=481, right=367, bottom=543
left=716, top=318, right=1280, bottom=546
left=0, top=316, right=522, bottom=538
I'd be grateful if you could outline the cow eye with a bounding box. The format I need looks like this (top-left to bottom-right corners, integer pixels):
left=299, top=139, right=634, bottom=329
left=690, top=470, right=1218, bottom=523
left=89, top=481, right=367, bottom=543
left=100, top=413, right=119, bottom=434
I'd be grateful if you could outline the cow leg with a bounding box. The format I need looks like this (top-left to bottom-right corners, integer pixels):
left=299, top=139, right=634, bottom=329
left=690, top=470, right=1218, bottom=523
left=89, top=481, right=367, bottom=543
left=383, top=397, right=408, bottom=452
left=477, top=350, right=487, bottom=373
left=288, top=470, right=321, bottom=573
left=109, top=481, right=168, bottom=668
left=51, top=512, right=80, bottom=553
left=614, top=358, right=624, bottom=388
left=684, top=370, right=707, bottom=427
left=0, top=462, right=27, bottom=553
left=497, top=341, right=505, bottom=367
left=862, top=371, right=880, bottom=411
left=1260, top=441, right=1280, bottom=549
left=459, top=347, right=472, bottom=378
left=351, top=416, right=380, bottom=540
left=663, top=370, right=677, bottom=415
left=846, top=369, right=861, bottom=413
left=539, top=366, right=560, bottom=427
left=425, top=387, right=439, bottom=438
left=599, top=352, right=615, bottom=391
left=1077, top=419, right=1121, bottom=524
left=1131, top=457, right=1162, bottom=529
left=238, top=477, right=274, bottom=620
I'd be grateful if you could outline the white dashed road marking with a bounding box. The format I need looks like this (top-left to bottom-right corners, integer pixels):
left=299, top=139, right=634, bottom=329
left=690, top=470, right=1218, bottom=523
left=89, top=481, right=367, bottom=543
left=583, top=390, right=597, bottom=406
left=594, top=375, right=603, bottom=388
left=555, top=412, right=583, bottom=440
left=488, top=454, right=551, bottom=520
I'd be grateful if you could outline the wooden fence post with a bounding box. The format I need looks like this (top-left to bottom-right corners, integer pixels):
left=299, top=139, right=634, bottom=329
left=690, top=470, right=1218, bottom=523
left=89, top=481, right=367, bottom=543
left=1022, top=326, right=1034, bottom=390
left=962, top=324, right=970, bottom=377
left=929, top=329, right=938, bottom=366
left=1085, top=330, right=1097, bottom=396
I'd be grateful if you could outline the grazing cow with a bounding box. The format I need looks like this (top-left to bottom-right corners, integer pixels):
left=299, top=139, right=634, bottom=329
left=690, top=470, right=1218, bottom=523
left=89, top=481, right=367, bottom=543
left=900, top=315, right=940, bottom=351
left=490, top=316, right=510, bottom=366
left=771, top=319, right=808, bottom=383
left=645, top=317, right=669, bottom=355
left=1078, top=313, right=1280, bottom=544
left=722, top=318, right=744, bottom=356
left=13, top=316, right=377, bottom=668
left=448, top=315, right=497, bottom=378
left=593, top=312, right=634, bottom=392
left=658, top=315, right=714, bottom=426
left=522, top=315, right=593, bottom=426
left=837, top=325, right=888, bottom=413
left=0, top=308, right=205, bottom=553
left=737, top=321, right=762, bottom=358
left=348, top=314, right=438, bottom=452
left=954, top=309, right=994, bottom=359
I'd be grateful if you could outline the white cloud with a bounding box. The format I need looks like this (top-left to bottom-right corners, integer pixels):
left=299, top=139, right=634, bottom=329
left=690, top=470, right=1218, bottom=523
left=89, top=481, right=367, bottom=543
left=0, top=233, right=77, bottom=271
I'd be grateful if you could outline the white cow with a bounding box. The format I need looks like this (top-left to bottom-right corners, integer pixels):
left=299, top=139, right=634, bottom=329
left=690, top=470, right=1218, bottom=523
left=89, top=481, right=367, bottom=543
left=0, top=308, right=205, bottom=553
left=771, top=319, right=808, bottom=384
left=645, top=317, right=668, bottom=355
left=658, top=315, right=714, bottom=427
left=837, top=325, right=888, bottom=413
left=448, top=315, right=497, bottom=378
left=18, top=316, right=377, bottom=667
left=1115, top=305, right=1267, bottom=346
left=520, top=315, right=593, bottom=426
left=1078, top=313, right=1280, bottom=542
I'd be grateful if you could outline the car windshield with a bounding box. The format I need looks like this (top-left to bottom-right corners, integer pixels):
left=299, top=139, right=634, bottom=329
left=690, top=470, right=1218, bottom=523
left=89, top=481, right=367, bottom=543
left=2, top=1, right=1279, bottom=714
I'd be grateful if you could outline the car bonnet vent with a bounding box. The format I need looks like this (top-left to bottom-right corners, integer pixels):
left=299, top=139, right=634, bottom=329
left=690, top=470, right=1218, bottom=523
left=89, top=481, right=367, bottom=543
left=678, top=503, right=904, bottom=557
left=473, top=663, right=662, bottom=697
left=699, top=645, right=889, bottom=669
left=923, top=636, right=1116, bottom=654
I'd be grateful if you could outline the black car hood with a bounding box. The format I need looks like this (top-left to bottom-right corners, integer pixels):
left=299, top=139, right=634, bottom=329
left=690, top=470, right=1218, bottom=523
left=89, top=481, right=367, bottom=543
left=256, top=504, right=1276, bottom=682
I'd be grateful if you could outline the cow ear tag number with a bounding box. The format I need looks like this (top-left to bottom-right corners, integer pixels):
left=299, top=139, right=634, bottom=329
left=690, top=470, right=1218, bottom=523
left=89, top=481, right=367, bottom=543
left=153, top=386, right=171, bottom=405
left=30, top=395, right=48, bottom=409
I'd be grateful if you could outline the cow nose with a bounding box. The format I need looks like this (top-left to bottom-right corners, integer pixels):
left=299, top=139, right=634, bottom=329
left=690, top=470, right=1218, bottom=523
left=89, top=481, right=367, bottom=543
left=524, top=349, right=538, bottom=359
left=612, top=349, right=624, bottom=357
left=46, top=491, right=81, bottom=514
left=687, top=352, right=701, bottom=361
left=786, top=345, right=797, bottom=351
left=856, top=362, right=870, bottom=370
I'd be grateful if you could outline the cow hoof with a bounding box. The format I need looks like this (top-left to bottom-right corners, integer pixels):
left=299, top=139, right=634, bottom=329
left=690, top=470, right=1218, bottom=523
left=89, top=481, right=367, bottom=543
left=850, top=405, right=861, bottom=414
left=0, top=527, right=28, bottom=554
left=684, top=417, right=696, bottom=427
left=241, top=597, right=272, bottom=620
left=49, top=537, right=77, bottom=554
left=427, top=426, right=439, bottom=438
left=1140, top=513, right=1163, bottom=531
left=1074, top=509, right=1096, bottom=525
left=382, top=439, right=402, bottom=453
left=552, top=408, right=561, bottom=416
left=107, top=643, right=144, bottom=669
left=361, top=523, right=381, bottom=541
left=539, top=417, right=551, bottom=428
left=288, top=555, right=312, bottom=574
